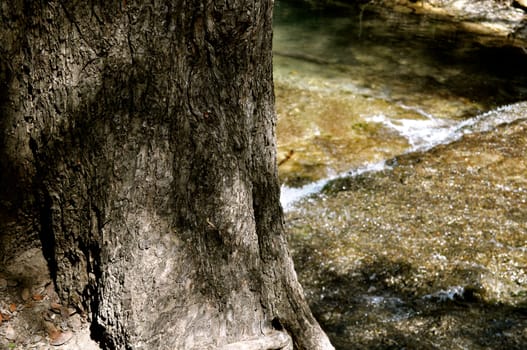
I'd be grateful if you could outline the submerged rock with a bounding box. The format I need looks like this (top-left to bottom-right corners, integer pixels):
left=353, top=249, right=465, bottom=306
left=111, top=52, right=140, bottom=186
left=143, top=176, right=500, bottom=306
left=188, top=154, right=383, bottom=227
left=380, top=0, right=527, bottom=48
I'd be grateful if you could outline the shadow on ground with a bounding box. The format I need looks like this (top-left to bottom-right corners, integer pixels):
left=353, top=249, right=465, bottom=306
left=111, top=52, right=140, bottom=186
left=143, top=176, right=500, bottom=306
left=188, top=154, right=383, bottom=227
left=300, top=258, right=527, bottom=350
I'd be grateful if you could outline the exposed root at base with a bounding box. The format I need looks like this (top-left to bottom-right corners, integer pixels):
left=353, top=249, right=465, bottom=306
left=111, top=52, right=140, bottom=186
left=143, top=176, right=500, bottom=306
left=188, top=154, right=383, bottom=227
left=218, top=331, right=292, bottom=350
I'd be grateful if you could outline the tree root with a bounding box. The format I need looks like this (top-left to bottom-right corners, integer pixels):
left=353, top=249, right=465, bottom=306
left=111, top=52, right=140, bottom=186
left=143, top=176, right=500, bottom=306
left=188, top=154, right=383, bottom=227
left=217, top=331, right=292, bottom=350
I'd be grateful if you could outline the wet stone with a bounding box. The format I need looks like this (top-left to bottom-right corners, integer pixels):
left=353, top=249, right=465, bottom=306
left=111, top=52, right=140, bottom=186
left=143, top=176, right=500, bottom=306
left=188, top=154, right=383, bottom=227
left=4, top=324, right=16, bottom=341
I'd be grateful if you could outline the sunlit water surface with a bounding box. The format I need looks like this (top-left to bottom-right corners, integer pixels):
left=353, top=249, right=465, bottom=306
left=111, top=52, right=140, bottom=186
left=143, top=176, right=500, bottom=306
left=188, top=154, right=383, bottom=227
left=273, top=0, right=527, bottom=207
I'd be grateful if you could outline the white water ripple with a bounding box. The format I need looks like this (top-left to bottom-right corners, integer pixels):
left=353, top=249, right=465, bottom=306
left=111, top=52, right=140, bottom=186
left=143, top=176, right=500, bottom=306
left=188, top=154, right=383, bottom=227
left=280, top=101, right=527, bottom=210
left=281, top=161, right=388, bottom=210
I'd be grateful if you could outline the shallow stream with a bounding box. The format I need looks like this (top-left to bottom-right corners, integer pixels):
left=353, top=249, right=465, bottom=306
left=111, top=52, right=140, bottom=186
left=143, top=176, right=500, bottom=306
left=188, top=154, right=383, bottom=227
left=273, top=1, right=527, bottom=349
left=273, top=0, right=527, bottom=206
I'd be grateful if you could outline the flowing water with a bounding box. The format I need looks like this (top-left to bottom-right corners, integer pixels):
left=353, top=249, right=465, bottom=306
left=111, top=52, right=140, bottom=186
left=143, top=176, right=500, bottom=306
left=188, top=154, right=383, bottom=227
left=273, top=1, right=527, bottom=349
left=273, top=0, right=527, bottom=207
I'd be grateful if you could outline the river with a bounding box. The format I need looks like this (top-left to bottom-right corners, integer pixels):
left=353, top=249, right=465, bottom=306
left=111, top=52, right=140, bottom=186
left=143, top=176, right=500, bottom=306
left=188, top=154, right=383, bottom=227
left=273, top=0, right=527, bottom=208
left=273, top=1, right=527, bottom=349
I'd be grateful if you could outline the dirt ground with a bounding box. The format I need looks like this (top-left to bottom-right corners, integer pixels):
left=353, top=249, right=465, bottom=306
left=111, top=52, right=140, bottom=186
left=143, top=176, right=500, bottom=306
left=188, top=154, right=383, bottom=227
left=0, top=248, right=100, bottom=350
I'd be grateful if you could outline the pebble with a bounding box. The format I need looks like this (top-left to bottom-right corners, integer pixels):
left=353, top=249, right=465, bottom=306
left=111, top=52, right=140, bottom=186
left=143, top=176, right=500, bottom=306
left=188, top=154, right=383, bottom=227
left=67, top=314, right=83, bottom=329
left=4, top=324, right=16, bottom=340
left=21, top=287, right=31, bottom=301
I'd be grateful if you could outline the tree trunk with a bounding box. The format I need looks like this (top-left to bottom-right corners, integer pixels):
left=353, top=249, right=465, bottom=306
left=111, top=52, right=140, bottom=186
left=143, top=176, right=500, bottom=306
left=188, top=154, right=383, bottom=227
left=0, top=1, right=333, bottom=349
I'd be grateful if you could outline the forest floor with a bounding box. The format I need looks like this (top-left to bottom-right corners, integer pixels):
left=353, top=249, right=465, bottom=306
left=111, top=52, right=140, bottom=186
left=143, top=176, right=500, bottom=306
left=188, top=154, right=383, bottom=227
left=0, top=248, right=100, bottom=350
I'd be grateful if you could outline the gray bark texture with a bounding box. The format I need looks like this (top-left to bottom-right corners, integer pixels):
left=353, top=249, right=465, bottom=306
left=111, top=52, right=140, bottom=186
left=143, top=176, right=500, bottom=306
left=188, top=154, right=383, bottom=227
left=0, top=1, right=334, bottom=349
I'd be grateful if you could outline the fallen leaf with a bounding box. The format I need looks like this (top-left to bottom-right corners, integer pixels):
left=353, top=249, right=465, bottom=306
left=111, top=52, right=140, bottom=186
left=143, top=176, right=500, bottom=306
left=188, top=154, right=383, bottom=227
left=32, top=294, right=44, bottom=301
left=61, top=306, right=76, bottom=318
left=49, top=330, right=73, bottom=346
left=1, top=313, right=10, bottom=321
left=43, top=320, right=58, bottom=335
left=9, top=303, right=16, bottom=312
left=50, top=302, right=62, bottom=311
left=42, top=311, right=55, bottom=322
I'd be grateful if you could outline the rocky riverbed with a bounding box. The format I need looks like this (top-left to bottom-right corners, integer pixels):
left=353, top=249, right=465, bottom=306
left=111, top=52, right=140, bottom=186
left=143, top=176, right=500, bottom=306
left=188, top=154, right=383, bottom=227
left=285, top=114, right=527, bottom=349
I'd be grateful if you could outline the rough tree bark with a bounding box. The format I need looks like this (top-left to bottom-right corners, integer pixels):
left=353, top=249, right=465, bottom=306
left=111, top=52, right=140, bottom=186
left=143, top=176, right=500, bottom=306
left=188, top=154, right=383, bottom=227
left=0, top=1, right=334, bottom=349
